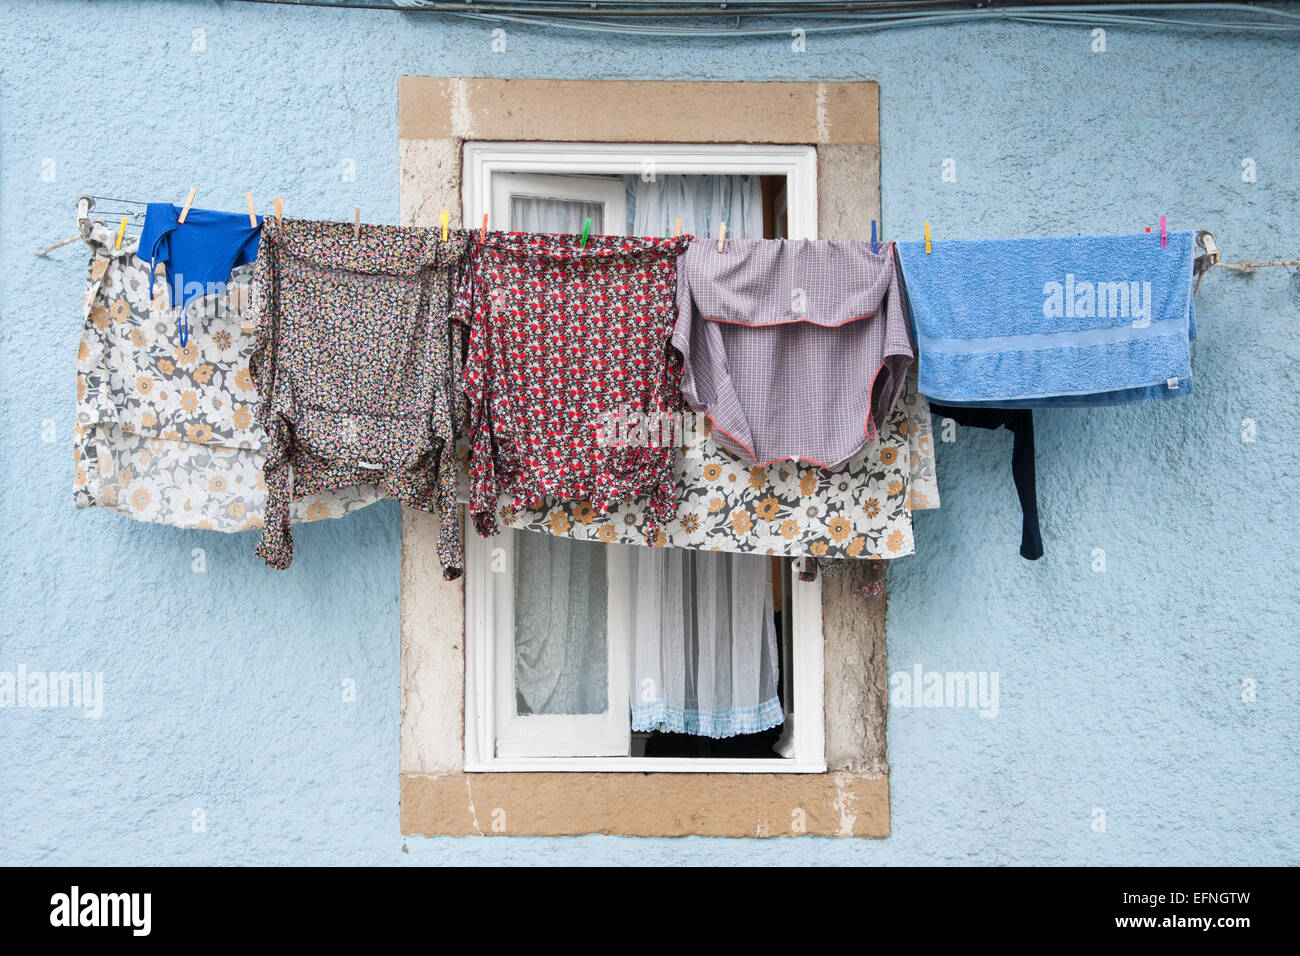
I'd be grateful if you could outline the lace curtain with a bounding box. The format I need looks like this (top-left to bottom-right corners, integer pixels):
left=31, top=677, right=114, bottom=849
left=625, top=174, right=764, bottom=239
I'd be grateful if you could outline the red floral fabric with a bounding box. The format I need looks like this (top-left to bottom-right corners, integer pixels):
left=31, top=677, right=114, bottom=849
left=457, top=232, right=690, bottom=538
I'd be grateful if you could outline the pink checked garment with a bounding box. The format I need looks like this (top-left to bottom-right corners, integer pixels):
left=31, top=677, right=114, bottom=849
left=673, top=238, right=914, bottom=469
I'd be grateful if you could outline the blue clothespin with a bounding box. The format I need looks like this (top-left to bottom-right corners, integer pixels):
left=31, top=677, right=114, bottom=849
left=580, top=218, right=592, bottom=249
left=870, top=220, right=878, bottom=254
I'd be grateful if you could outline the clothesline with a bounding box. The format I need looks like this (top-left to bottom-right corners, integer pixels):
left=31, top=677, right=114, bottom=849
left=47, top=196, right=1300, bottom=279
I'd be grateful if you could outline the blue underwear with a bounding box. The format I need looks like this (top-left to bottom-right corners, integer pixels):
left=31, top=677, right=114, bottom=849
left=139, top=203, right=263, bottom=345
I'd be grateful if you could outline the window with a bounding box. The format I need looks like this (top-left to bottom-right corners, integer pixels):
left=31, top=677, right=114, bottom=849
left=462, top=143, right=825, bottom=773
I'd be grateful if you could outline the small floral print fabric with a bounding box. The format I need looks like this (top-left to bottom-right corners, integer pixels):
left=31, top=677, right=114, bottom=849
left=480, top=366, right=936, bottom=560
left=457, top=232, right=691, bottom=539
left=74, top=217, right=384, bottom=531
left=249, top=218, right=469, bottom=574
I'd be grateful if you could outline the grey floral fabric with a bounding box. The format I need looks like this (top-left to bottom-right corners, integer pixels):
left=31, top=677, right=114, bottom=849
left=482, top=362, right=939, bottom=560
left=249, top=218, right=469, bottom=574
left=74, top=217, right=384, bottom=531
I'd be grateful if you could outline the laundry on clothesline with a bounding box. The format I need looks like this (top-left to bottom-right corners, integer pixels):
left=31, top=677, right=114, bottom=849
left=897, top=231, right=1197, bottom=407
left=249, top=217, right=469, bottom=574
left=76, top=194, right=1259, bottom=582
left=674, top=238, right=914, bottom=467
left=456, top=231, right=691, bottom=541
left=73, top=213, right=385, bottom=531
left=139, top=202, right=263, bottom=345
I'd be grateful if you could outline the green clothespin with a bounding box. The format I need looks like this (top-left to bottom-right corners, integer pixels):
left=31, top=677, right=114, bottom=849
left=580, top=218, right=592, bottom=249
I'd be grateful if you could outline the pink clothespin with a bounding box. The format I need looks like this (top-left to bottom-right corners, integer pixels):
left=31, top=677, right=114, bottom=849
left=1160, top=215, right=1167, bottom=248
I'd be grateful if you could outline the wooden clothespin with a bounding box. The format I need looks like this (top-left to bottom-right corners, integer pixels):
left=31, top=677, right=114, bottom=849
left=114, top=217, right=128, bottom=251
left=1160, top=215, right=1167, bottom=249
left=274, top=197, right=283, bottom=226
left=353, top=208, right=361, bottom=240
left=480, top=213, right=488, bottom=242
left=440, top=210, right=449, bottom=242
left=178, top=188, right=197, bottom=224
left=717, top=222, right=726, bottom=252
left=245, top=192, right=257, bottom=228
left=924, top=221, right=931, bottom=254
left=870, top=220, right=878, bottom=254
left=580, top=218, right=592, bottom=249
left=674, top=217, right=682, bottom=239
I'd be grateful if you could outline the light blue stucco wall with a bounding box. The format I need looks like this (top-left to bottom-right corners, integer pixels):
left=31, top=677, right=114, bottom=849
left=1, top=0, right=1296, bottom=865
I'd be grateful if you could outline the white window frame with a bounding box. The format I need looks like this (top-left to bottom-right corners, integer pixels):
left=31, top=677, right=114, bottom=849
left=463, top=141, right=818, bottom=241
left=462, top=141, right=824, bottom=773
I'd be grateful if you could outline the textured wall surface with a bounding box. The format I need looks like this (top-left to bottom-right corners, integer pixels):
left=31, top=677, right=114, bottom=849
left=1, top=0, right=1296, bottom=865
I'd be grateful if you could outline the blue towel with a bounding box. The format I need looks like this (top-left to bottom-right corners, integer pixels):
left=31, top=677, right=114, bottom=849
left=896, top=231, right=1196, bottom=407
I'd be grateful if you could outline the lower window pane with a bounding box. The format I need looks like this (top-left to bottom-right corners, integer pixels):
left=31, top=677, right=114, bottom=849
left=512, top=533, right=609, bottom=715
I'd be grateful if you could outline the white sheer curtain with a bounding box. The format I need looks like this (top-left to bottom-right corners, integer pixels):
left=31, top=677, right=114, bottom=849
left=629, top=549, right=783, bottom=737
left=513, top=533, right=608, bottom=715
left=625, top=174, right=764, bottom=239
left=510, top=196, right=604, bottom=235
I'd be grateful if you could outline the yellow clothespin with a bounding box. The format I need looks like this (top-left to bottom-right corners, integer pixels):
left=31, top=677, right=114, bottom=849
left=674, top=217, right=682, bottom=239
left=924, top=221, right=931, bottom=254
left=717, top=222, right=726, bottom=252
left=440, top=210, right=450, bottom=242
left=274, top=197, right=283, bottom=226
left=114, top=217, right=128, bottom=251
left=178, top=188, right=197, bottom=224
left=245, top=192, right=257, bottom=228
left=354, top=207, right=361, bottom=240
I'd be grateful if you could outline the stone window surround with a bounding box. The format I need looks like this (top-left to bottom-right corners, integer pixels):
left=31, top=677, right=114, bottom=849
left=398, top=77, right=890, bottom=837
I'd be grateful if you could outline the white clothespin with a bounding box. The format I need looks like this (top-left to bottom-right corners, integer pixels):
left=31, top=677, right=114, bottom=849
left=717, top=222, right=726, bottom=252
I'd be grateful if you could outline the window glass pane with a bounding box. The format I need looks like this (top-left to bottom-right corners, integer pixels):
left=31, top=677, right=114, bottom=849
left=509, top=196, right=603, bottom=235
left=512, top=532, right=609, bottom=715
